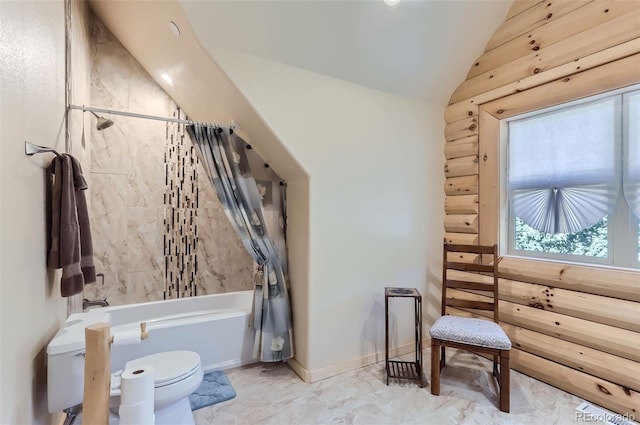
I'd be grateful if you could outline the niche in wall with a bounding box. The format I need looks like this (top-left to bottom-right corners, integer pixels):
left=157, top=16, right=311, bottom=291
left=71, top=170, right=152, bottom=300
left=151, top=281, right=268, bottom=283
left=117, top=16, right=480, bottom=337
left=84, top=13, right=254, bottom=306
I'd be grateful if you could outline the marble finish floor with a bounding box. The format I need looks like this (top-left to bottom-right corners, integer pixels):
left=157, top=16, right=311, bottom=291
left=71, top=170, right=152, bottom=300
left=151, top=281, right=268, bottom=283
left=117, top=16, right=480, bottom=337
left=194, top=350, right=587, bottom=424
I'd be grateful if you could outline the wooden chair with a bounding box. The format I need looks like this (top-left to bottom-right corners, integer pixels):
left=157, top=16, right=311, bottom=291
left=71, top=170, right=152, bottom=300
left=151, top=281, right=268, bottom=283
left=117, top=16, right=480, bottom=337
left=429, top=240, right=511, bottom=412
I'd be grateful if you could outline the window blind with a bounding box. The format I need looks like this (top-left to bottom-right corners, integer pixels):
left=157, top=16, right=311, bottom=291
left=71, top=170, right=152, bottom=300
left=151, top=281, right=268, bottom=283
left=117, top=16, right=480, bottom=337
left=508, top=97, right=620, bottom=234
left=623, top=91, right=640, bottom=219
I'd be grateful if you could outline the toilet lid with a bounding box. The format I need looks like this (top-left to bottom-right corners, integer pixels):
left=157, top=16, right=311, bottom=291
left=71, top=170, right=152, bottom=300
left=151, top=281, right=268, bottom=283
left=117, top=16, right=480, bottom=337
left=124, top=350, right=201, bottom=387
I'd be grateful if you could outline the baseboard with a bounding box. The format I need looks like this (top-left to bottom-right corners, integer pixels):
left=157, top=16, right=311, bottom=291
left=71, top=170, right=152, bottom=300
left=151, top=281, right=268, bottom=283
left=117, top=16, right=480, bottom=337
left=287, top=338, right=430, bottom=383
left=286, top=357, right=312, bottom=382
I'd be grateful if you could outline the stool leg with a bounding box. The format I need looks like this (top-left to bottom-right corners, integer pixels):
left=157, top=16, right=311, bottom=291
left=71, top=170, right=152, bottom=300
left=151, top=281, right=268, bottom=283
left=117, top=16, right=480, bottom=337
left=385, top=295, right=389, bottom=386
left=417, top=297, right=424, bottom=388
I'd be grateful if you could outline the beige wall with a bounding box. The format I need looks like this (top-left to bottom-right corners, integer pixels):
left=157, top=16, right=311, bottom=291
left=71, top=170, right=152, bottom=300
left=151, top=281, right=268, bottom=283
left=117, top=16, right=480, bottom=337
left=85, top=15, right=253, bottom=305
left=67, top=0, right=93, bottom=314
left=444, top=0, right=640, bottom=416
left=211, top=50, right=445, bottom=378
left=0, top=0, right=89, bottom=422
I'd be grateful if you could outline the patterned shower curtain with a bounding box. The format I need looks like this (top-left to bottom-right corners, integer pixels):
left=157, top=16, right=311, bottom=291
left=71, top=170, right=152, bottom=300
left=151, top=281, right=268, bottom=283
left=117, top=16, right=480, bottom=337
left=186, top=124, right=293, bottom=362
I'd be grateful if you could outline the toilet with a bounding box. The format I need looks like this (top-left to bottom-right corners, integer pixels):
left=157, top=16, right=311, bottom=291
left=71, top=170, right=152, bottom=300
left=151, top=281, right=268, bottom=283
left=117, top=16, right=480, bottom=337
left=111, top=351, right=204, bottom=425
left=47, top=313, right=204, bottom=425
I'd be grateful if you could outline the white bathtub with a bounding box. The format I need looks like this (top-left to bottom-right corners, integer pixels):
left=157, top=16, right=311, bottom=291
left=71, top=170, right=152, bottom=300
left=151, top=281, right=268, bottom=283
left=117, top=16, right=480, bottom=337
left=90, top=290, right=257, bottom=373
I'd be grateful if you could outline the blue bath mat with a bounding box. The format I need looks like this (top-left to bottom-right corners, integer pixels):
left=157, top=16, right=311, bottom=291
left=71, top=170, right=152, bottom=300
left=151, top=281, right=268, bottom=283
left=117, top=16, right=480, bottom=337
left=189, top=371, right=236, bottom=411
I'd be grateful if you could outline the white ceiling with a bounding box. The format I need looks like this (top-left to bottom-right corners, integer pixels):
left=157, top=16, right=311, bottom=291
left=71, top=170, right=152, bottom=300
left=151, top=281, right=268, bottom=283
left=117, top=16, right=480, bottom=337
left=179, top=0, right=512, bottom=104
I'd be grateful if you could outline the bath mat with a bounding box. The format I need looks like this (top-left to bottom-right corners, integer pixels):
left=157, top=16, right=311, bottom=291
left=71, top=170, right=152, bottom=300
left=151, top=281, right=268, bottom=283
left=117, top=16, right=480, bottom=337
left=189, top=371, right=236, bottom=411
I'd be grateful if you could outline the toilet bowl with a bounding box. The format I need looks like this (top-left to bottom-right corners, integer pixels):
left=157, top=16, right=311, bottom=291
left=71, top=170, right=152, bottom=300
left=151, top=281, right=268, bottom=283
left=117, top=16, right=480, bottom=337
left=46, top=313, right=204, bottom=425
left=110, top=351, right=204, bottom=425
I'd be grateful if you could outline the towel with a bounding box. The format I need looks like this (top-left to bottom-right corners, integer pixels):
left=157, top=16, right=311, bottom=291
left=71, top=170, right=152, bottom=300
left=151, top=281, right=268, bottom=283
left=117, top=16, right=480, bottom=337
left=48, top=154, right=96, bottom=297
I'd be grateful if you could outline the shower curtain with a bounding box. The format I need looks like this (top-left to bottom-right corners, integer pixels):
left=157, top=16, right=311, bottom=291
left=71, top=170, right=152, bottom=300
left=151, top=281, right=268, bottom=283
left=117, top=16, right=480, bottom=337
left=186, top=124, right=293, bottom=362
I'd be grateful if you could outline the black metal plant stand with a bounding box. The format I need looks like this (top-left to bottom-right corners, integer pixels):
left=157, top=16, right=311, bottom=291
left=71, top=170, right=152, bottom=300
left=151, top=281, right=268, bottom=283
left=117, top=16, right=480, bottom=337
left=385, top=287, right=424, bottom=387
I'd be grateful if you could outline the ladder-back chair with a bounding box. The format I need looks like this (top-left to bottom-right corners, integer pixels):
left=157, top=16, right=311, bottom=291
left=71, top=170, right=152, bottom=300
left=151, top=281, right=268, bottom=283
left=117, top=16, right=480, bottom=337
left=430, top=240, right=511, bottom=412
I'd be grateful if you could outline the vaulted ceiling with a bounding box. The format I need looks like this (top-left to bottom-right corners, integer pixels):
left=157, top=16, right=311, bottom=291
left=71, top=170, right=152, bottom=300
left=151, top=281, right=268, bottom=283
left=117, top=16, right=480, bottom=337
left=91, top=0, right=511, bottom=108
left=180, top=0, right=511, bottom=104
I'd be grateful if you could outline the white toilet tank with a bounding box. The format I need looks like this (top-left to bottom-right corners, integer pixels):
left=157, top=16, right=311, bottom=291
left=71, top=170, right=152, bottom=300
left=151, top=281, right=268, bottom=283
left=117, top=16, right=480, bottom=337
left=47, top=312, right=111, bottom=413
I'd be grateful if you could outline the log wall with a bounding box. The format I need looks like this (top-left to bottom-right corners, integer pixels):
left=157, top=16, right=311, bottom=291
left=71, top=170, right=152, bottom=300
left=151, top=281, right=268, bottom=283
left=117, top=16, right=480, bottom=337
left=443, top=0, right=640, bottom=417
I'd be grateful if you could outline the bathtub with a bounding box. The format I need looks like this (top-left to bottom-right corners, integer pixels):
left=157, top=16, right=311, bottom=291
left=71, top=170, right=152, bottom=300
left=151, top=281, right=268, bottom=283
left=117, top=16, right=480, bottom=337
left=89, top=290, right=257, bottom=373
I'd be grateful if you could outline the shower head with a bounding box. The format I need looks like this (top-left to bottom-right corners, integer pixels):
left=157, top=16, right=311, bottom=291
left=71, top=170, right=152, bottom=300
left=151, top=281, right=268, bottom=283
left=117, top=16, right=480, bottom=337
left=89, top=111, right=115, bottom=131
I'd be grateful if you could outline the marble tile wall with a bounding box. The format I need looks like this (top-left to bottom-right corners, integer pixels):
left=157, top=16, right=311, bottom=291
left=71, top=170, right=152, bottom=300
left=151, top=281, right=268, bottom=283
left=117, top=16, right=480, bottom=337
left=84, top=14, right=253, bottom=306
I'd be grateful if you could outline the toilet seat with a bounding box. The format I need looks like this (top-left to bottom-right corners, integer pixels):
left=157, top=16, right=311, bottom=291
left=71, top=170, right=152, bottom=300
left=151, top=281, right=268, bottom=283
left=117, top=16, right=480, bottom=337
left=126, top=351, right=201, bottom=387
left=112, top=351, right=201, bottom=392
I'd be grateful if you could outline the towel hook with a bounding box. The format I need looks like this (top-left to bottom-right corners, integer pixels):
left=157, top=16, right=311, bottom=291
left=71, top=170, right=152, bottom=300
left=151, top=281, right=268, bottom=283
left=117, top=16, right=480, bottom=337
left=25, top=141, right=62, bottom=158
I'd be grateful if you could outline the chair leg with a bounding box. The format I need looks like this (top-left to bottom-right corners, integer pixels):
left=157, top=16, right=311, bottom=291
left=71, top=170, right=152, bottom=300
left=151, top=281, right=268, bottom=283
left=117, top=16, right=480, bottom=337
left=440, top=346, right=446, bottom=370
left=431, top=339, right=440, bottom=396
left=493, top=355, right=498, bottom=378
left=499, top=350, right=510, bottom=413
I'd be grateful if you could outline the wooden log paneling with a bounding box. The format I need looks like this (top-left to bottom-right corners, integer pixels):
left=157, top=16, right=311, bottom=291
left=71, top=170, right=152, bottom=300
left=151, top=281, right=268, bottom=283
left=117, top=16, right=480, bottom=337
left=443, top=1, right=640, bottom=414
left=444, top=155, right=479, bottom=178
left=447, top=37, right=640, bottom=123
left=445, top=135, right=478, bottom=160
left=508, top=327, right=640, bottom=395
left=444, top=116, right=478, bottom=142
left=499, top=279, right=640, bottom=333
left=484, top=0, right=592, bottom=53
left=444, top=232, right=478, bottom=246
left=444, top=194, right=479, bottom=214
left=444, top=214, right=479, bottom=234
left=446, top=252, right=480, bottom=263
left=445, top=100, right=479, bottom=124
left=513, top=350, right=640, bottom=417
left=444, top=175, right=478, bottom=196
left=452, top=269, right=640, bottom=332
left=449, top=307, right=640, bottom=394
left=469, top=343, right=640, bottom=416
left=499, top=257, right=640, bottom=302
left=505, top=0, right=543, bottom=21
left=469, top=0, right=639, bottom=79
left=483, top=53, right=640, bottom=119
left=454, top=10, right=640, bottom=103
left=447, top=289, right=640, bottom=363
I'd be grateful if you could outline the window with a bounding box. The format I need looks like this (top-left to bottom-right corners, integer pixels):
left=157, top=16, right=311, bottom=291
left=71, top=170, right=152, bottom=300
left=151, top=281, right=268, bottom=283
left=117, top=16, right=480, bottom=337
left=506, top=87, right=640, bottom=269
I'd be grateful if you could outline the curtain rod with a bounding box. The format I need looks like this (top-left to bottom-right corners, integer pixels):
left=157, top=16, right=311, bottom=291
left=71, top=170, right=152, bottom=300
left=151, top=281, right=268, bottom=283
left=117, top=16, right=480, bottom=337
left=69, top=104, right=228, bottom=128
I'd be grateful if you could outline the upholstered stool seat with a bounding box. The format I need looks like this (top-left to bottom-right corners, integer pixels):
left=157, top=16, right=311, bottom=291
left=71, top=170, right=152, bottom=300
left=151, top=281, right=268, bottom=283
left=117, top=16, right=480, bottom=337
left=430, top=316, right=511, bottom=350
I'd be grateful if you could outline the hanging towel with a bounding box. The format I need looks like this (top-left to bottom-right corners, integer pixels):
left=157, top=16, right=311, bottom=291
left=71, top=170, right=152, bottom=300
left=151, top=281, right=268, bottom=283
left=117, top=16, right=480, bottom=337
left=48, top=154, right=96, bottom=297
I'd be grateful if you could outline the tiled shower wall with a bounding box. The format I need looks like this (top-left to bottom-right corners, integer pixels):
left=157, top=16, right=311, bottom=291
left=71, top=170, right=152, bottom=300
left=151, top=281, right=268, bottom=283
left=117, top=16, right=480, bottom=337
left=85, top=14, right=253, bottom=306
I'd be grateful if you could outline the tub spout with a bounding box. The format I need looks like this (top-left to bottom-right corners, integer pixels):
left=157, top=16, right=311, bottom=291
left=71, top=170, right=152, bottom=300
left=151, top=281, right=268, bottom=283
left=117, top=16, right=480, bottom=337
left=83, top=298, right=109, bottom=310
